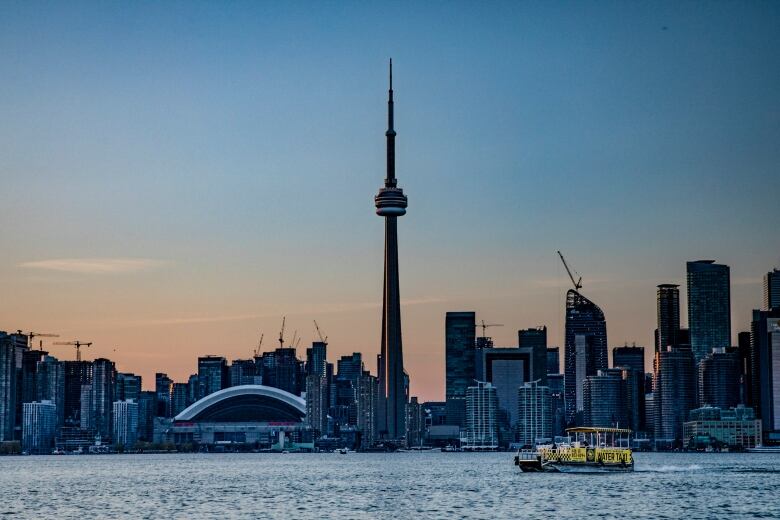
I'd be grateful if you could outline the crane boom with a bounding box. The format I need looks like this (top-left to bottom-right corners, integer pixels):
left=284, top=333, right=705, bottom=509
left=278, top=317, right=286, bottom=349
left=313, top=320, right=328, bottom=343
left=557, top=250, right=583, bottom=291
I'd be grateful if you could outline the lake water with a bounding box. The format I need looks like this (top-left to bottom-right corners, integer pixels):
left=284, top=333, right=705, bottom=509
left=3, top=452, right=779, bottom=519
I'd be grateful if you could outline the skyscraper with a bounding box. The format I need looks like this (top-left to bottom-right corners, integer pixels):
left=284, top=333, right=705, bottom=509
left=564, top=290, right=607, bottom=425
left=656, top=284, right=681, bottom=351
left=584, top=370, right=628, bottom=429
left=653, top=345, right=696, bottom=443
left=546, top=347, right=560, bottom=375
left=0, top=332, right=27, bottom=442
left=445, top=312, right=476, bottom=427
left=22, top=400, right=57, bottom=454
left=197, top=356, right=228, bottom=399
left=765, top=268, right=780, bottom=311
left=517, top=381, right=552, bottom=446
left=518, top=326, right=548, bottom=386
left=35, top=355, right=65, bottom=428
left=750, top=308, right=780, bottom=439
left=112, top=399, right=139, bottom=448
left=63, top=360, right=92, bottom=426
left=612, top=345, right=645, bottom=373
left=687, top=260, right=731, bottom=362
left=698, top=347, right=741, bottom=410
left=463, top=381, right=498, bottom=450
left=91, top=358, right=116, bottom=440
left=306, top=342, right=328, bottom=377
left=116, top=372, right=142, bottom=402
left=155, top=372, right=173, bottom=417
left=375, top=60, right=409, bottom=441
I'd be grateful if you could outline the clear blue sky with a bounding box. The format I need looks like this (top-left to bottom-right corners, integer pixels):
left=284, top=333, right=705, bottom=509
left=1, top=1, right=778, bottom=399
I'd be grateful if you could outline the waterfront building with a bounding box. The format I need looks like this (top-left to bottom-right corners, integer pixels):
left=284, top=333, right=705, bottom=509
left=22, top=400, right=57, bottom=454
left=356, top=373, right=378, bottom=449
left=546, top=347, right=560, bottom=375
left=229, top=359, right=258, bottom=387
left=155, top=372, right=173, bottom=417
left=374, top=61, right=409, bottom=441
left=116, top=373, right=142, bottom=402
left=112, top=399, right=139, bottom=448
left=683, top=405, right=761, bottom=449
left=657, top=284, right=681, bottom=351
left=547, top=374, right=565, bottom=437
left=518, top=327, right=548, bottom=385
left=474, top=345, right=546, bottom=432
left=0, top=332, right=28, bottom=441
left=171, top=382, right=190, bottom=417
left=35, top=355, right=65, bottom=428
left=564, top=290, right=608, bottom=425
left=197, top=356, right=228, bottom=399
left=305, top=374, right=329, bottom=437
left=698, top=348, right=741, bottom=410
left=765, top=268, right=780, bottom=310
left=584, top=370, right=627, bottom=428
left=406, top=396, right=424, bottom=448
left=516, top=381, right=552, bottom=446
left=687, top=260, right=731, bottom=363
left=91, top=358, right=116, bottom=440
left=168, top=385, right=311, bottom=451
left=654, top=345, right=696, bottom=443
left=463, top=381, right=498, bottom=450
left=137, top=390, right=157, bottom=442
left=445, top=311, right=476, bottom=428
left=63, top=360, right=92, bottom=426
left=750, top=308, right=780, bottom=442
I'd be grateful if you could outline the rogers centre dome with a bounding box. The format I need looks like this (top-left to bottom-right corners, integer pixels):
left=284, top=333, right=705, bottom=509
left=164, top=385, right=311, bottom=450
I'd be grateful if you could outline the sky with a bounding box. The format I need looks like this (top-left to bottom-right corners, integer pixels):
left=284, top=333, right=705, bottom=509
left=1, top=1, right=778, bottom=401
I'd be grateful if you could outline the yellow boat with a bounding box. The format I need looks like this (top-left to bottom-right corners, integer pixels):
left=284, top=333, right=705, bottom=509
left=514, top=427, right=634, bottom=473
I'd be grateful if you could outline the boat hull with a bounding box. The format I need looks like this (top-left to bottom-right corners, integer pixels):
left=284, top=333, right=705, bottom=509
left=515, top=456, right=633, bottom=473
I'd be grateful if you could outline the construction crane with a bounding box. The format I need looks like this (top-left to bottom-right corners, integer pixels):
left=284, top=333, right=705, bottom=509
left=278, top=317, right=286, bottom=350
left=295, top=337, right=302, bottom=349
left=313, top=320, right=328, bottom=344
left=290, top=330, right=298, bottom=349
left=557, top=250, right=583, bottom=291
left=17, top=331, right=60, bottom=350
left=253, top=333, right=264, bottom=357
left=475, top=320, right=503, bottom=337
left=53, top=340, right=92, bottom=362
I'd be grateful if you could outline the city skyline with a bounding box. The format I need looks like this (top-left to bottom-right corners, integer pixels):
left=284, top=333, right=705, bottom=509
left=2, top=2, right=780, bottom=401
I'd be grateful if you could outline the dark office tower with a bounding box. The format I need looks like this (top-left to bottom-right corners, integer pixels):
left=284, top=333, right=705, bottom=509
left=612, top=345, right=645, bottom=373
left=564, top=290, right=607, bottom=426
left=272, top=348, right=304, bottom=396
left=63, top=360, right=92, bottom=426
left=171, top=383, right=189, bottom=417
left=91, top=358, right=116, bottom=440
left=137, top=391, right=156, bottom=442
left=765, top=269, right=780, bottom=311
left=518, top=326, right=548, bottom=386
left=687, top=260, right=731, bottom=362
left=656, top=284, right=681, bottom=351
left=197, top=356, right=228, bottom=399
left=374, top=61, right=409, bottom=441
left=546, top=347, right=560, bottom=375
left=583, top=370, right=627, bottom=428
left=116, top=373, right=142, bottom=402
left=698, top=348, right=741, bottom=410
left=229, top=359, right=257, bottom=387
left=36, top=355, right=65, bottom=428
left=738, top=331, right=752, bottom=406
left=337, top=353, right=364, bottom=384
left=547, top=374, right=565, bottom=437
left=0, top=332, right=23, bottom=441
left=306, top=342, right=328, bottom=377
left=445, top=312, right=476, bottom=427
left=750, top=308, right=780, bottom=437
left=155, top=373, right=173, bottom=417
left=653, top=346, right=695, bottom=443
left=20, top=349, right=46, bottom=406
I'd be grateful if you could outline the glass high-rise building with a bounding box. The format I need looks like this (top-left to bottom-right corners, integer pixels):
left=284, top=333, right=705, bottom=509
left=155, top=372, right=173, bottom=417
left=197, top=356, right=228, bottom=399
left=656, top=284, right=681, bottom=351
left=750, top=308, right=780, bottom=438
left=35, top=355, right=65, bottom=428
left=546, top=347, right=560, bottom=375
left=564, top=290, right=607, bottom=426
left=463, top=381, right=498, bottom=450
left=518, top=327, right=548, bottom=385
left=63, top=360, right=92, bottom=427
left=698, top=348, right=741, bottom=410
left=91, top=358, right=116, bottom=441
left=112, top=399, right=139, bottom=448
left=653, top=345, right=696, bottom=443
left=687, top=260, right=731, bottom=362
left=116, top=372, right=142, bottom=402
left=612, top=345, right=645, bottom=373
left=517, top=380, right=552, bottom=446
left=765, top=269, right=780, bottom=311
left=22, top=400, right=57, bottom=454
left=445, top=312, right=476, bottom=427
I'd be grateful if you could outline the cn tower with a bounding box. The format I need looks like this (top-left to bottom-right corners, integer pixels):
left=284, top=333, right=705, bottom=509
left=375, top=59, right=408, bottom=441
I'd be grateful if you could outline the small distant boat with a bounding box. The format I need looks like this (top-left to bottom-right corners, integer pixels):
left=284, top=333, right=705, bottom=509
left=746, top=445, right=780, bottom=453
left=338, top=448, right=350, bottom=454
left=515, top=427, right=634, bottom=473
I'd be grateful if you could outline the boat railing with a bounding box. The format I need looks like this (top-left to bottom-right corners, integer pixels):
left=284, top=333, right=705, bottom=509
left=515, top=449, right=539, bottom=461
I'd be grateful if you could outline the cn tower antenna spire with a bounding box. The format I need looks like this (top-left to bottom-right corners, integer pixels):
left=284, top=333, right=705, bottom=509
left=386, top=58, right=396, bottom=187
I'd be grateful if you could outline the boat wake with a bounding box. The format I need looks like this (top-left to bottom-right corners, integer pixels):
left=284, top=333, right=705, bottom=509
left=637, top=464, right=702, bottom=473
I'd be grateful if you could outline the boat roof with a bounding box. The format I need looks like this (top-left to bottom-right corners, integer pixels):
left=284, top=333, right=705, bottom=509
left=566, top=427, right=632, bottom=434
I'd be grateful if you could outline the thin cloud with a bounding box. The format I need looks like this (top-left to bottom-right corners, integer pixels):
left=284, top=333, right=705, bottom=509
left=19, top=258, right=168, bottom=274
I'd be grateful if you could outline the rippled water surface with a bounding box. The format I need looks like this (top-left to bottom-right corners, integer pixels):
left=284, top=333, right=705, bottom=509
left=3, top=452, right=780, bottom=519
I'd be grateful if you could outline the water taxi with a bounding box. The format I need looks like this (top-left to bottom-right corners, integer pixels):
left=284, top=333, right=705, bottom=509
left=514, top=427, right=634, bottom=473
